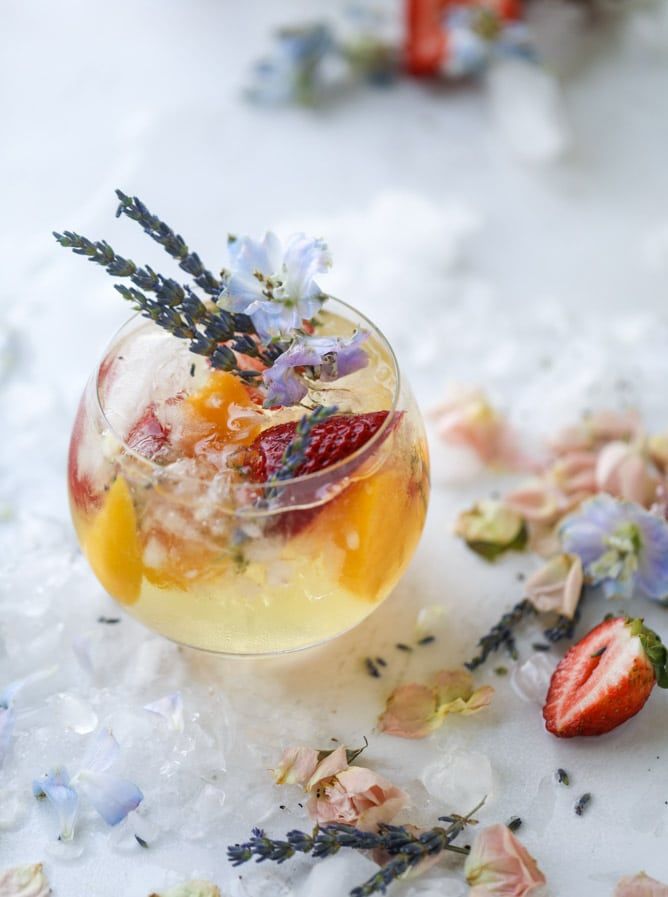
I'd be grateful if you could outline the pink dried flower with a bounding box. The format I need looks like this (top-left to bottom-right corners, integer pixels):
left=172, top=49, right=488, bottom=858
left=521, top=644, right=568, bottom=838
left=596, top=441, right=659, bottom=507
left=525, top=554, right=583, bottom=619
left=550, top=409, right=643, bottom=456
left=431, top=386, right=527, bottom=470
left=614, top=872, right=668, bottom=896
left=465, top=823, right=547, bottom=896
left=378, top=669, right=493, bottom=739
left=273, top=746, right=320, bottom=786
left=307, top=763, right=407, bottom=831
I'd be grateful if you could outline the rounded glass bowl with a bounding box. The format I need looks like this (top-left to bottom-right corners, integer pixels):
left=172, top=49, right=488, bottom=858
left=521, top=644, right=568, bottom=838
left=68, top=300, right=430, bottom=654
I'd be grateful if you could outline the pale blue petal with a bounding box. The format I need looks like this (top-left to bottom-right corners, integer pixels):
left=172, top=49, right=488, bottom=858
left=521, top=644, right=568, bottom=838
left=81, top=728, right=120, bottom=775
left=227, top=233, right=281, bottom=278
left=144, top=692, right=184, bottom=733
left=77, top=771, right=143, bottom=826
left=33, top=767, right=79, bottom=841
left=282, top=234, right=331, bottom=302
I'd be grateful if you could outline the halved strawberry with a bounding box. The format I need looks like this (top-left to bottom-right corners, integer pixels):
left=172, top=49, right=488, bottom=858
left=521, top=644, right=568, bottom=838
left=543, top=616, right=668, bottom=738
left=247, top=411, right=390, bottom=482
left=245, top=411, right=391, bottom=538
left=127, top=404, right=171, bottom=460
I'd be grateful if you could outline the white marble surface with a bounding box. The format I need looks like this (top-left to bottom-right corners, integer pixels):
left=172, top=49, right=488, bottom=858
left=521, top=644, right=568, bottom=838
left=2, top=1, right=668, bottom=895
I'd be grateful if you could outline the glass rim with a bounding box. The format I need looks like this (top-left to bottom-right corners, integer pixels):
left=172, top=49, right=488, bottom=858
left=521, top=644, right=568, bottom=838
left=93, top=295, right=402, bottom=493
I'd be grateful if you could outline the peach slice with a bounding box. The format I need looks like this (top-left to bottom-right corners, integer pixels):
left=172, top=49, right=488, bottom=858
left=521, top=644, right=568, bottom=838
left=183, top=370, right=263, bottom=452
left=326, top=465, right=426, bottom=601
left=84, top=475, right=143, bottom=605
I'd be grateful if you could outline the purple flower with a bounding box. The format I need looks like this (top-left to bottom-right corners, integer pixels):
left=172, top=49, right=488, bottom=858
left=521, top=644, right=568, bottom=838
left=263, top=331, right=369, bottom=407
left=560, top=494, right=668, bottom=602
left=33, top=728, right=143, bottom=840
left=219, top=232, right=332, bottom=340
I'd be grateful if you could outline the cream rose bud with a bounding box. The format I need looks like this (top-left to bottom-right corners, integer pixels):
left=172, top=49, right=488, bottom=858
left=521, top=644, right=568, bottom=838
left=524, top=553, right=583, bottom=619
left=465, top=823, right=547, bottom=897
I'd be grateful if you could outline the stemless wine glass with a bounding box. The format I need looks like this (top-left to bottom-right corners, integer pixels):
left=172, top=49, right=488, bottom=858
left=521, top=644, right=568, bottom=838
left=68, top=298, right=430, bottom=654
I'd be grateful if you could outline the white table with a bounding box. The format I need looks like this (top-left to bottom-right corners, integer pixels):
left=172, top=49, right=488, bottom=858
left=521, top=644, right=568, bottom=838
left=2, top=2, right=668, bottom=895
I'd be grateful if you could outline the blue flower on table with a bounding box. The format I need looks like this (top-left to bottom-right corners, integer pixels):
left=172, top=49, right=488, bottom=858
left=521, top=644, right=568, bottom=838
left=33, top=728, right=143, bottom=840
left=246, top=24, right=337, bottom=106
left=560, top=494, right=668, bottom=602
left=218, top=231, right=332, bottom=341
left=263, top=331, right=369, bottom=407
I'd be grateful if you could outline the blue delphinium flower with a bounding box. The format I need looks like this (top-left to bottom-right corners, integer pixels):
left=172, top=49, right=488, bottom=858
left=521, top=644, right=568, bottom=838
left=33, top=728, right=143, bottom=840
left=263, top=331, right=369, bottom=407
left=246, top=24, right=337, bottom=106
left=560, top=494, right=668, bottom=602
left=219, top=232, right=332, bottom=341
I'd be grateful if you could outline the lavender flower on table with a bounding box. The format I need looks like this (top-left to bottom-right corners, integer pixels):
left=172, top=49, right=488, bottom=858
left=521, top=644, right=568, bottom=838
left=263, top=331, right=368, bottom=407
left=33, top=728, right=143, bottom=840
left=560, top=494, right=668, bottom=602
left=219, top=231, right=332, bottom=341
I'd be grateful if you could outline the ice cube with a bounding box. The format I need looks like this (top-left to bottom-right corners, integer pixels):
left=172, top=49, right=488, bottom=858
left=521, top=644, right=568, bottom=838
left=487, top=58, right=570, bottom=163
left=420, top=750, right=493, bottom=811
left=511, top=653, right=557, bottom=705
left=296, top=853, right=379, bottom=897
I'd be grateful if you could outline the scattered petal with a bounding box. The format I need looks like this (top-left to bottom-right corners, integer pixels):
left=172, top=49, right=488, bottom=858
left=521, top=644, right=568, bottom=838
left=379, top=669, right=493, bottom=739
left=273, top=746, right=319, bottom=786
left=75, top=771, right=143, bottom=827
left=465, top=823, right=547, bottom=896
left=550, top=409, right=643, bottom=456
left=455, top=501, right=527, bottom=561
left=525, top=554, right=583, bottom=618
left=80, top=728, right=120, bottom=775
left=377, top=683, right=440, bottom=739
left=305, top=745, right=348, bottom=791
left=32, top=768, right=79, bottom=841
left=431, top=386, right=527, bottom=470
left=614, top=872, right=668, bottom=897
left=144, top=692, right=184, bottom=733
left=0, top=863, right=52, bottom=897
left=596, top=441, right=659, bottom=507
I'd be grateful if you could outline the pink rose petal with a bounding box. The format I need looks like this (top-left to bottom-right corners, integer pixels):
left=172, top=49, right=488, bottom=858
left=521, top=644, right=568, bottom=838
left=465, top=823, right=547, bottom=897
left=614, top=872, right=668, bottom=897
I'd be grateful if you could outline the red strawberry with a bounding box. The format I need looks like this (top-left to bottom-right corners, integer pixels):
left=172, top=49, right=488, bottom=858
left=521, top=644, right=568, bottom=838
left=127, top=404, right=171, bottom=460
left=543, top=616, right=668, bottom=738
left=248, top=411, right=390, bottom=482
left=246, top=411, right=391, bottom=538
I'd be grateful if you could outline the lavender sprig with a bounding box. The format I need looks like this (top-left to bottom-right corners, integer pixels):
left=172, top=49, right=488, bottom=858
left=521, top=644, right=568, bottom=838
left=228, top=803, right=481, bottom=897
left=465, top=599, right=536, bottom=671
left=53, top=231, right=266, bottom=378
left=115, top=189, right=221, bottom=296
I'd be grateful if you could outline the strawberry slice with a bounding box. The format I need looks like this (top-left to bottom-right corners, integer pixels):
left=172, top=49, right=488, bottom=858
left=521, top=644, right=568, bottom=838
left=543, top=616, right=668, bottom=738
left=247, top=411, right=390, bottom=482
left=246, top=411, right=391, bottom=538
left=127, top=404, right=171, bottom=460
